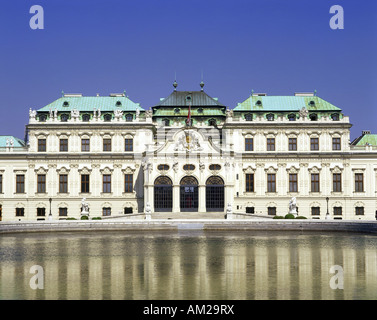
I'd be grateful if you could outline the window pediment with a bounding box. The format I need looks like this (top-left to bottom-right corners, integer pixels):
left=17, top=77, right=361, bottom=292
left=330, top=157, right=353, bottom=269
left=34, top=166, right=48, bottom=174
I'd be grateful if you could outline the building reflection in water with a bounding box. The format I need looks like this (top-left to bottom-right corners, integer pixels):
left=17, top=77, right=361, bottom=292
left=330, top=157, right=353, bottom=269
left=0, top=231, right=376, bottom=300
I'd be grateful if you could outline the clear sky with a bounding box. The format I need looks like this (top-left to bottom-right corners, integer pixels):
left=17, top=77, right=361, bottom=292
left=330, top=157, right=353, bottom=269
left=0, top=0, right=376, bottom=140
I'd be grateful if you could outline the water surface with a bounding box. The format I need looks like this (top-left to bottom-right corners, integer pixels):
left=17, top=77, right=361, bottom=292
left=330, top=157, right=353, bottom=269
left=0, top=230, right=376, bottom=300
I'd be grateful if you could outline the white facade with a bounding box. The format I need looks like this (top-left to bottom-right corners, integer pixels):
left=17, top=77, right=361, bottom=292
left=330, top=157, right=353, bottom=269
left=0, top=90, right=376, bottom=221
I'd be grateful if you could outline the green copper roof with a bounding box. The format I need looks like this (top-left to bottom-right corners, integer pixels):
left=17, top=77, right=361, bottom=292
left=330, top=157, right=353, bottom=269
left=154, top=91, right=225, bottom=107
left=233, top=96, right=341, bottom=112
left=37, top=96, right=143, bottom=112
left=0, top=136, right=25, bottom=148
left=353, top=134, right=377, bottom=146
left=153, top=107, right=225, bottom=117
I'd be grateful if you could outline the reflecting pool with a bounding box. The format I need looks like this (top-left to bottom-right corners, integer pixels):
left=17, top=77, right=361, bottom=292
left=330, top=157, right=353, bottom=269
left=0, top=231, right=377, bottom=300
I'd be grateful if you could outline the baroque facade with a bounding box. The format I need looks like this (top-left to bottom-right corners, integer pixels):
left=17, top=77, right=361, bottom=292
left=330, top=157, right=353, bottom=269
left=0, top=83, right=376, bottom=221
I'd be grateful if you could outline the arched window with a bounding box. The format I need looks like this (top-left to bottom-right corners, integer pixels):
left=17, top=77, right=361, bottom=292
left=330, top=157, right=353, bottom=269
left=245, top=114, right=253, bottom=121
left=154, top=176, right=173, bottom=212
left=39, top=114, right=47, bottom=122
left=163, top=119, right=170, bottom=126
left=82, top=114, right=90, bottom=122
left=309, top=113, right=318, bottom=121
left=266, top=113, right=274, bottom=121
left=104, top=114, right=112, bottom=122
left=208, top=119, right=217, bottom=126
left=125, top=114, right=133, bottom=122
left=256, top=100, right=262, bottom=106
left=331, top=113, right=340, bottom=121
left=60, top=114, right=69, bottom=122
left=206, top=176, right=224, bottom=212
left=288, top=114, right=296, bottom=121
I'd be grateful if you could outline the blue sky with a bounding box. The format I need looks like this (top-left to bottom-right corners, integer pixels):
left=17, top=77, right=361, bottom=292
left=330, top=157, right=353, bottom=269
left=0, top=0, right=376, bottom=140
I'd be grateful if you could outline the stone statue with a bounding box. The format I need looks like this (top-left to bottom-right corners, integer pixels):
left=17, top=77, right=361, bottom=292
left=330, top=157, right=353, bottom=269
left=54, top=108, right=58, bottom=119
left=29, top=108, right=36, bottom=119
left=145, top=109, right=152, bottom=118
left=5, top=138, right=9, bottom=148
left=114, top=109, right=123, bottom=118
left=10, top=138, right=14, bottom=147
left=136, top=108, right=140, bottom=118
left=71, top=109, right=80, bottom=119
left=299, top=107, right=308, bottom=119
left=49, top=108, right=53, bottom=119
left=199, top=162, right=205, bottom=171
left=226, top=108, right=233, bottom=118
left=81, top=198, right=89, bottom=216
left=289, top=197, right=297, bottom=215
left=145, top=202, right=151, bottom=214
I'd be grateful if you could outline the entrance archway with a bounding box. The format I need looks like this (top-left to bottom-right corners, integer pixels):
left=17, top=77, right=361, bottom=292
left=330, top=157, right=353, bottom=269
left=206, top=176, right=224, bottom=212
left=180, top=176, right=198, bottom=212
left=154, top=176, right=173, bottom=212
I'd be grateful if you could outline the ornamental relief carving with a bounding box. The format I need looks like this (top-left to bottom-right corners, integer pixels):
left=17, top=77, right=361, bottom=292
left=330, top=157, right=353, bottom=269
left=34, top=167, right=48, bottom=174
left=308, top=166, right=321, bottom=174
left=100, top=166, right=113, bottom=174
left=243, top=166, right=256, bottom=173
left=57, top=166, right=70, bottom=174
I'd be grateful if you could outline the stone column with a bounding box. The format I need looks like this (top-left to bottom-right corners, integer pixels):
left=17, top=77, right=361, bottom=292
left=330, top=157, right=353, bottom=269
left=173, top=185, right=180, bottom=213
left=198, top=184, right=206, bottom=213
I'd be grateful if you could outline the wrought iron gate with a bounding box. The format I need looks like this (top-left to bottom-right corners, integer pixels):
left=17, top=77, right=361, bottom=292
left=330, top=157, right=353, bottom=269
left=180, top=176, right=198, bottom=212
left=206, top=176, right=224, bottom=212
left=154, top=176, right=173, bottom=212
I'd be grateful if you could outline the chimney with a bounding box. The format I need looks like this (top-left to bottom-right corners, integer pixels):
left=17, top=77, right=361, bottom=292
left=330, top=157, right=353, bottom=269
left=362, top=130, right=371, bottom=136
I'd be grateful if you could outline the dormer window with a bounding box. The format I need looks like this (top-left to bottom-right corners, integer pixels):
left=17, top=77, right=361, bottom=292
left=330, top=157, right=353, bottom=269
left=104, top=114, right=112, bottom=122
left=266, top=113, right=274, bottom=121
left=256, top=100, right=262, bottom=106
left=63, top=101, right=69, bottom=107
left=245, top=114, right=253, bottom=121
left=125, top=114, right=133, bottom=122
left=309, top=113, right=318, bottom=121
left=309, top=100, right=315, bottom=106
left=198, top=108, right=203, bottom=114
left=82, top=114, right=90, bottom=122
left=208, top=119, right=217, bottom=126
left=163, top=119, right=170, bottom=126
left=60, top=114, right=69, bottom=122
left=331, top=113, right=340, bottom=121
left=186, top=95, right=192, bottom=102
left=39, top=114, right=47, bottom=122
left=116, top=101, right=122, bottom=106
left=174, top=108, right=180, bottom=114
left=288, top=114, right=296, bottom=121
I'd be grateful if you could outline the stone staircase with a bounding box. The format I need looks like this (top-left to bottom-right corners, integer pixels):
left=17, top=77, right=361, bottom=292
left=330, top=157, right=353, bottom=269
left=151, top=212, right=226, bottom=220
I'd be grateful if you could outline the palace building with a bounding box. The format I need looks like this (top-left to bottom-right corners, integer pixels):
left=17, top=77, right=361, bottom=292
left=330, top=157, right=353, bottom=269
left=0, top=82, right=376, bottom=221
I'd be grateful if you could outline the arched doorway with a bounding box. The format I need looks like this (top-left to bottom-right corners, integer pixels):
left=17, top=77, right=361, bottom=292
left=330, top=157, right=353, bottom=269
left=180, top=176, right=198, bottom=212
left=154, top=176, right=173, bottom=212
left=206, top=176, right=224, bottom=212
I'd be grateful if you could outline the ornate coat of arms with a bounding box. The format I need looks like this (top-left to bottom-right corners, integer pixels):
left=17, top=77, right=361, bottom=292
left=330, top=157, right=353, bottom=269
left=174, top=131, right=203, bottom=152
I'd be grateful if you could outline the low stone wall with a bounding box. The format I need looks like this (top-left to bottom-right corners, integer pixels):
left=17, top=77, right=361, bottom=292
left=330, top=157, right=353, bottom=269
left=1, top=219, right=377, bottom=234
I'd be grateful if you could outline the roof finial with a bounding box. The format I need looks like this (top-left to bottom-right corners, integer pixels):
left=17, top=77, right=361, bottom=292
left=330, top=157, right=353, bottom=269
left=61, top=90, right=64, bottom=97
left=251, top=89, right=254, bottom=97
left=200, top=69, right=204, bottom=91
left=314, top=89, right=317, bottom=96
left=123, top=90, right=127, bottom=97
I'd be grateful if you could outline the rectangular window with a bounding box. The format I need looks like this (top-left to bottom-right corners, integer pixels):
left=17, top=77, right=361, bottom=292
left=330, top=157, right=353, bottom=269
left=267, top=174, right=276, bottom=192
left=310, top=138, right=319, bottom=151
left=37, top=174, right=46, bottom=193
left=124, top=174, right=133, bottom=193
left=125, top=139, right=133, bottom=152
left=289, top=174, right=298, bottom=192
left=245, top=173, right=254, bottom=192
left=332, top=137, right=341, bottom=150
left=334, top=207, right=342, bottom=216
left=16, top=208, right=24, bottom=217
left=124, top=207, right=133, bottom=214
left=16, top=175, right=25, bottom=193
left=103, top=139, right=112, bottom=152
left=81, top=139, right=90, bottom=152
left=81, top=175, right=90, bottom=193
left=267, top=138, right=275, bottom=151
left=333, top=173, right=342, bottom=192
left=0, top=175, right=3, bottom=193
left=59, top=174, right=68, bottom=193
left=37, top=208, right=46, bottom=217
left=103, top=175, right=111, bottom=193
left=288, top=138, right=297, bottom=151
left=311, top=173, right=320, bottom=192
left=103, top=207, right=111, bottom=216
left=38, top=139, right=46, bottom=152
left=246, top=207, right=255, bottom=214
left=60, top=139, right=68, bottom=152
left=245, top=138, right=253, bottom=151
left=356, top=207, right=364, bottom=216
left=59, top=208, right=68, bottom=217
left=311, top=207, right=320, bottom=216
left=268, top=207, right=276, bottom=216
left=355, top=173, right=364, bottom=192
